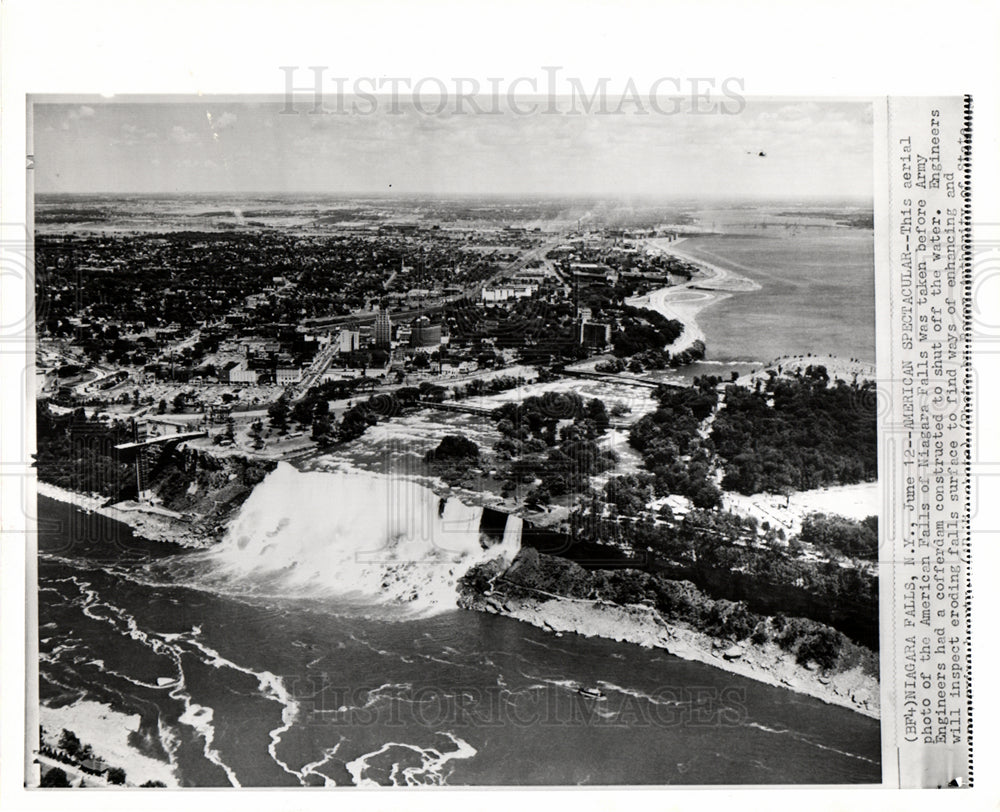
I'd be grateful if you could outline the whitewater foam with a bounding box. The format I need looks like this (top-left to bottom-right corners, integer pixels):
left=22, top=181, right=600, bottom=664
left=344, top=732, right=477, bottom=786
left=61, top=576, right=242, bottom=786
left=200, top=464, right=520, bottom=614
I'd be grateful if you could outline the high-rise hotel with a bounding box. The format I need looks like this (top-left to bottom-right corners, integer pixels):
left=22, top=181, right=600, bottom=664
left=374, top=307, right=392, bottom=348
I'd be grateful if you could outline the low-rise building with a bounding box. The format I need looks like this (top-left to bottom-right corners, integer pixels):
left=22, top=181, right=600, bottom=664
left=580, top=320, right=612, bottom=350
left=481, top=284, right=537, bottom=304
left=276, top=366, right=302, bottom=385
left=228, top=361, right=259, bottom=384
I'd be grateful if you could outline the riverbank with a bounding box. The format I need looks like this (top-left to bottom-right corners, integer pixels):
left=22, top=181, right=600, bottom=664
left=36, top=481, right=210, bottom=548
left=39, top=700, right=178, bottom=787
left=738, top=353, right=876, bottom=386
left=627, top=237, right=762, bottom=354
left=461, top=589, right=879, bottom=720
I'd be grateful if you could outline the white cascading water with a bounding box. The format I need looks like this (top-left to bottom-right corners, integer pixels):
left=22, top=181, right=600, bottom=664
left=203, top=463, right=520, bottom=614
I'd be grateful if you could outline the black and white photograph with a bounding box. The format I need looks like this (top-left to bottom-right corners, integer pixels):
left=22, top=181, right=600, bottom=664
left=27, top=92, right=883, bottom=787
left=0, top=1, right=994, bottom=807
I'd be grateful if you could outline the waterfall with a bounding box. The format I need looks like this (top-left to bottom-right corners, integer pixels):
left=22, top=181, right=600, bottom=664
left=502, top=514, right=523, bottom=549
left=201, top=463, right=520, bottom=614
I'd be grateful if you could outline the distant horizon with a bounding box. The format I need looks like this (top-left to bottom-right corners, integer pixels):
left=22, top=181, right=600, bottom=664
left=34, top=190, right=874, bottom=206
left=31, top=99, right=874, bottom=199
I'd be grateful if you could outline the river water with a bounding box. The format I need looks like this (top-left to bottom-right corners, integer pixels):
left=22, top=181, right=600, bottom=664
left=684, top=225, right=876, bottom=365
left=37, top=466, right=881, bottom=786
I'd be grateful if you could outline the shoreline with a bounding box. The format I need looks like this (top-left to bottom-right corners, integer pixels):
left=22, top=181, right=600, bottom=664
left=740, top=353, right=876, bottom=385
left=627, top=237, right=762, bottom=354
left=35, top=480, right=211, bottom=548
left=39, top=700, right=179, bottom=787
left=461, top=591, right=880, bottom=720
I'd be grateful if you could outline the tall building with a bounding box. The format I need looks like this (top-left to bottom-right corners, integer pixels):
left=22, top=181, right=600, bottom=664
left=580, top=320, right=612, bottom=350
left=579, top=307, right=610, bottom=350
left=374, top=307, right=392, bottom=348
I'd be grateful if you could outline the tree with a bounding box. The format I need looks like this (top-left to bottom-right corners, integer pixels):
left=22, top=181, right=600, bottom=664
left=267, top=395, right=289, bottom=433
left=396, top=386, right=420, bottom=405
left=311, top=415, right=335, bottom=447
left=689, top=481, right=722, bottom=510
left=58, top=729, right=81, bottom=758
left=40, top=767, right=72, bottom=787
left=417, top=381, right=446, bottom=403
left=795, top=628, right=842, bottom=671
left=425, top=434, right=479, bottom=462
left=157, top=399, right=167, bottom=415
left=171, top=392, right=186, bottom=413
left=338, top=404, right=376, bottom=442
left=799, top=513, right=878, bottom=560
left=585, top=397, right=610, bottom=434
left=603, top=474, right=654, bottom=516
left=525, top=485, right=551, bottom=506
left=106, top=767, right=127, bottom=785
left=140, top=780, right=167, bottom=787
left=290, top=397, right=314, bottom=426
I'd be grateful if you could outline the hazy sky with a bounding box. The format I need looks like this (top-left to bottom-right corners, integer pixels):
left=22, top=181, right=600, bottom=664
left=32, top=97, right=873, bottom=199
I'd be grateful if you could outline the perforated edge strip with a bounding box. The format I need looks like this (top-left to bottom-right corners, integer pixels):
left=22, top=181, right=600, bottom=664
left=960, top=92, right=973, bottom=787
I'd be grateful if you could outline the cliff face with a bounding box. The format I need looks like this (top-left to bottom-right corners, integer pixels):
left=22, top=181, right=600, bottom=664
left=148, top=447, right=274, bottom=521
left=35, top=403, right=276, bottom=545
left=128, top=447, right=276, bottom=544
left=39, top=448, right=277, bottom=548
left=458, top=548, right=880, bottom=718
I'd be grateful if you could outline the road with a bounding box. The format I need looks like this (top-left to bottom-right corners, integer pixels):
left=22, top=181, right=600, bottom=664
left=470, top=236, right=565, bottom=298
left=303, top=235, right=565, bottom=330
left=291, top=341, right=338, bottom=400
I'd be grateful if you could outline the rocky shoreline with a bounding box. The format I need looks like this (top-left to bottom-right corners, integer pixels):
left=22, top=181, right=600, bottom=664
left=35, top=443, right=275, bottom=549
left=36, top=480, right=212, bottom=547
left=459, top=571, right=880, bottom=720
left=458, top=547, right=880, bottom=719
